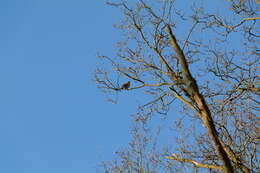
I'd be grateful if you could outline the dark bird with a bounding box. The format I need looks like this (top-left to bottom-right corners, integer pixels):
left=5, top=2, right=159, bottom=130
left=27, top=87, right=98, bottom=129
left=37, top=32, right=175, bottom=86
left=121, top=81, right=130, bottom=90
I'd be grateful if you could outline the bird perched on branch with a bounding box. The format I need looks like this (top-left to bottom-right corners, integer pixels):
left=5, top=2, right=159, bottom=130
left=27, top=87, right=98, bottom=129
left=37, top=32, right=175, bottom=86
left=121, top=81, right=130, bottom=90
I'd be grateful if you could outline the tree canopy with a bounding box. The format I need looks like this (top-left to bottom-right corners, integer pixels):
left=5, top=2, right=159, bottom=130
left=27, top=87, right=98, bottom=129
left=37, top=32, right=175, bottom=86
left=95, top=1, right=259, bottom=173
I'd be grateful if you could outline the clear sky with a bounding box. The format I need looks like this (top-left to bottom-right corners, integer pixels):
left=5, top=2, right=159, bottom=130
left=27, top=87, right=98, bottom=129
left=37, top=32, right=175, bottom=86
left=0, top=1, right=136, bottom=172
left=2, top=1, right=256, bottom=173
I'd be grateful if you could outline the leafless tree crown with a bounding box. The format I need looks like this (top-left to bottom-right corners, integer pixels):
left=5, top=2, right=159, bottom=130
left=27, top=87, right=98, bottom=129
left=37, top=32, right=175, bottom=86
left=95, top=0, right=259, bottom=173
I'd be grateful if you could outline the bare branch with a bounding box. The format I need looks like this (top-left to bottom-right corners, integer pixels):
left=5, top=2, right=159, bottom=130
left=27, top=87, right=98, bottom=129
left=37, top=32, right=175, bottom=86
left=166, top=154, right=223, bottom=170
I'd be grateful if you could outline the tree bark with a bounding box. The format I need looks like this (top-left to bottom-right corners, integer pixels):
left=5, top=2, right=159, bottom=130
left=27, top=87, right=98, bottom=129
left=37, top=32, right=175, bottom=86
left=166, top=24, right=235, bottom=173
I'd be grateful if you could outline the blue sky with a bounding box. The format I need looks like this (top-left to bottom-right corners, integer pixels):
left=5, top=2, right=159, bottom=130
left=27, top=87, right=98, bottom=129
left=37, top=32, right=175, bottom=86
left=0, top=1, right=136, bottom=172
left=1, top=1, right=256, bottom=173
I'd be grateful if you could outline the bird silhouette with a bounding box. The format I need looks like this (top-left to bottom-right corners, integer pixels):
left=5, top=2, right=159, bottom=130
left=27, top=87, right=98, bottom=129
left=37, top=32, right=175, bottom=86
left=121, top=81, right=130, bottom=90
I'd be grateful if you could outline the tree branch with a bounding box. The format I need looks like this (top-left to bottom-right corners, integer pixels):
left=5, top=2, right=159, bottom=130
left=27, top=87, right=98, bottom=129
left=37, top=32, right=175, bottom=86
left=243, top=17, right=260, bottom=21
left=166, top=24, right=235, bottom=173
left=166, top=154, right=223, bottom=170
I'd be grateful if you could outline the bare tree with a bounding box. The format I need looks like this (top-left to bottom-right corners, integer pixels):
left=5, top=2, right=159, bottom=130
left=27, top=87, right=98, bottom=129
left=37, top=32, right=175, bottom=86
left=95, top=0, right=259, bottom=173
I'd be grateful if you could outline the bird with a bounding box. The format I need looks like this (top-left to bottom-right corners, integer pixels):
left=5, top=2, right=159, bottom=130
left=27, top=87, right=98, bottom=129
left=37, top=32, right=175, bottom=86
left=121, top=81, right=130, bottom=90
